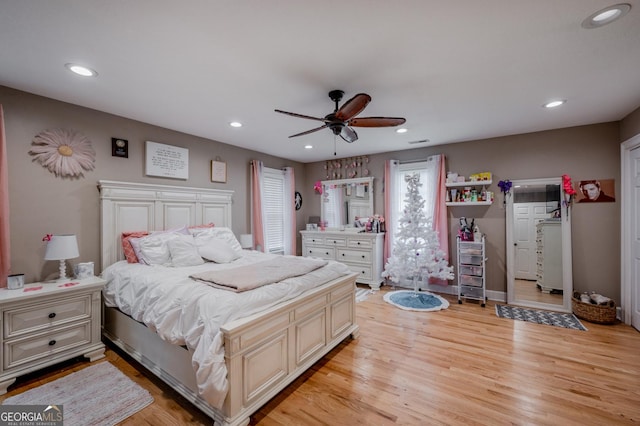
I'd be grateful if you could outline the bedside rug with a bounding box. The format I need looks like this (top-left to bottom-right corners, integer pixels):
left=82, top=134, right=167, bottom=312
left=495, top=304, right=587, bottom=331
left=384, top=290, right=449, bottom=312
left=2, top=362, right=153, bottom=425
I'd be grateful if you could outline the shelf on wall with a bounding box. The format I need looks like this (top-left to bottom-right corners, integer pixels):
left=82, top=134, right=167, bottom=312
left=446, top=201, right=493, bottom=206
left=445, top=180, right=492, bottom=188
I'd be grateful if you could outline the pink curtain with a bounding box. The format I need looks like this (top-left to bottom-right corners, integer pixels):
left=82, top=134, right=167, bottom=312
left=251, top=160, right=265, bottom=252
left=284, top=167, right=296, bottom=255
left=383, top=160, right=394, bottom=264
left=0, top=105, right=10, bottom=288
left=429, top=154, right=449, bottom=285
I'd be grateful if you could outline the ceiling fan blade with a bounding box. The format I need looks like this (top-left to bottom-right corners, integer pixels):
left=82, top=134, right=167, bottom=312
left=288, top=124, right=329, bottom=138
left=335, top=93, right=371, bottom=121
left=275, top=109, right=330, bottom=123
left=340, top=126, right=358, bottom=143
left=348, top=117, right=406, bottom=127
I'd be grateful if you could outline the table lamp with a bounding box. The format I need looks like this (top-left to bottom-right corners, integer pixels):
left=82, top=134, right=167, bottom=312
left=44, top=234, right=79, bottom=281
left=239, top=234, right=253, bottom=250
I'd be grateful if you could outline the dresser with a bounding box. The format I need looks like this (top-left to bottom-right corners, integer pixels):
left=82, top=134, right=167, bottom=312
left=536, top=220, right=563, bottom=293
left=0, top=276, right=106, bottom=394
left=301, top=230, right=385, bottom=290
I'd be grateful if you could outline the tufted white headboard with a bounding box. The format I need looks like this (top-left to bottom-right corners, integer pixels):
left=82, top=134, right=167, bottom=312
left=98, top=180, right=234, bottom=271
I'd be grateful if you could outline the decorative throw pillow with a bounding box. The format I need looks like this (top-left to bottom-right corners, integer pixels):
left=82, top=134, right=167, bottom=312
left=137, top=232, right=181, bottom=266
left=195, top=236, right=242, bottom=263
left=168, top=234, right=204, bottom=267
left=192, top=227, right=244, bottom=253
left=121, top=231, right=149, bottom=263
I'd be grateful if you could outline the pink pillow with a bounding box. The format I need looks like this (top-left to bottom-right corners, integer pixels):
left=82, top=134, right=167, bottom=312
left=188, top=223, right=215, bottom=230
left=121, top=231, right=149, bottom=263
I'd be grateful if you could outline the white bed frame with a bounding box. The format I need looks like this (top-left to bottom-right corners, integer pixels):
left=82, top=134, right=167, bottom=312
left=97, top=180, right=359, bottom=426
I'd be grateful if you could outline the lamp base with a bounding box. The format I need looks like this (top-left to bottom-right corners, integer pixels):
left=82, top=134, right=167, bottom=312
left=58, top=259, right=69, bottom=282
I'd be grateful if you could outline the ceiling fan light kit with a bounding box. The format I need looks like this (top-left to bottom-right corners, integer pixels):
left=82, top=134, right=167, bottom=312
left=275, top=89, right=406, bottom=146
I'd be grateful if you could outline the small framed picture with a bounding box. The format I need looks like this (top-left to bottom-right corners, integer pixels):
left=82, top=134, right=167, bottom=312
left=211, top=160, right=227, bottom=183
left=112, top=138, right=128, bottom=158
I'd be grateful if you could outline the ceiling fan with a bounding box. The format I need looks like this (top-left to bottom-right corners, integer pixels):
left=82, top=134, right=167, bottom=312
left=275, top=90, right=406, bottom=144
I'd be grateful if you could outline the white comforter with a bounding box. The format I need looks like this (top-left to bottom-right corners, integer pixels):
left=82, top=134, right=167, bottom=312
left=101, top=251, right=350, bottom=409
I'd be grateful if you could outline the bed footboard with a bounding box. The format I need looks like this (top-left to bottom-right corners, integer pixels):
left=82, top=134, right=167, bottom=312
left=102, top=272, right=359, bottom=426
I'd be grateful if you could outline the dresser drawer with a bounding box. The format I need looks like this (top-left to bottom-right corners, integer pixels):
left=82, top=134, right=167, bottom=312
left=345, top=264, right=372, bottom=280
left=305, top=247, right=335, bottom=260
left=4, top=321, right=91, bottom=369
left=303, top=236, right=324, bottom=246
left=347, top=238, right=372, bottom=249
left=337, top=249, right=371, bottom=263
left=324, top=237, right=346, bottom=247
left=4, top=295, right=92, bottom=339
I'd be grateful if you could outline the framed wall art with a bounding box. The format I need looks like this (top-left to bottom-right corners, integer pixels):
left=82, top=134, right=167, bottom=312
left=145, top=141, right=189, bottom=179
left=211, top=159, right=227, bottom=183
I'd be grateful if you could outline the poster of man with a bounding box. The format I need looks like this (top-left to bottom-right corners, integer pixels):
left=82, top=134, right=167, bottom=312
left=576, top=179, right=615, bottom=203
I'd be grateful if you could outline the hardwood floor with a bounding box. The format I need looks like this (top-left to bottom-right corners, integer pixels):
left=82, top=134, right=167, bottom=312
left=2, top=286, right=640, bottom=425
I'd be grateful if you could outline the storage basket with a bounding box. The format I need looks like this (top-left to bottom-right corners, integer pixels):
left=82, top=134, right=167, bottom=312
left=571, top=292, right=617, bottom=324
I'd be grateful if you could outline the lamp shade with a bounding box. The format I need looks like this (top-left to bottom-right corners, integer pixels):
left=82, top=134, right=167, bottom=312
left=44, top=235, right=79, bottom=260
left=239, top=234, right=253, bottom=249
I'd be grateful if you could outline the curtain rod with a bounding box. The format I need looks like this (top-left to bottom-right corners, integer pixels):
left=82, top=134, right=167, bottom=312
left=398, top=156, right=438, bottom=164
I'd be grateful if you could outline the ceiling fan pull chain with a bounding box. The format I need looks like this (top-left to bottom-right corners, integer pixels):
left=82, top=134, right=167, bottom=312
left=334, top=134, right=337, bottom=156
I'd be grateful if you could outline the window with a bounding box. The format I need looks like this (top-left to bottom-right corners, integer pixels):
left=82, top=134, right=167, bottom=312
left=391, top=160, right=439, bottom=234
left=263, top=167, right=286, bottom=254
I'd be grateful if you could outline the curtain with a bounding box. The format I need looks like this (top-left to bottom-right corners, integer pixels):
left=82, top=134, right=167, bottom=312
left=430, top=154, right=449, bottom=285
left=0, top=105, right=9, bottom=288
left=283, top=167, right=296, bottom=255
left=384, top=159, right=399, bottom=265
left=251, top=160, right=265, bottom=252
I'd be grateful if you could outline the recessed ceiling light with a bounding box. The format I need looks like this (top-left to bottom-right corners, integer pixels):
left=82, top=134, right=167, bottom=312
left=582, top=3, right=631, bottom=29
left=65, top=63, right=97, bottom=77
left=229, top=121, right=242, bottom=128
left=396, top=128, right=408, bottom=134
left=543, top=100, right=566, bottom=109
left=304, top=145, right=313, bottom=149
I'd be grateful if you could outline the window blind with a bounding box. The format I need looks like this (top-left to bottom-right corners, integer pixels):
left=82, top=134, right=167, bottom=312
left=263, top=168, right=285, bottom=254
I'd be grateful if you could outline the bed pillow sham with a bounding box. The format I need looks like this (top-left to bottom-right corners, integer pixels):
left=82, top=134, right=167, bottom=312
left=195, top=237, right=241, bottom=263
left=121, top=231, right=149, bottom=263
left=191, top=227, right=244, bottom=253
left=168, top=234, right=205, bottom=267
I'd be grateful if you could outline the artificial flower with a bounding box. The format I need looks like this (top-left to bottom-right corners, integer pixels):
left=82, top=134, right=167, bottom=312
left=313, top=180, right=323, bottom=194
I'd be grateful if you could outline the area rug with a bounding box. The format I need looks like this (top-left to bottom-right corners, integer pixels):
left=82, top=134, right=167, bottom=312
left=2, top=362, right=153, bottom=425
left=383, top=290, right=449, bottom=311
left=355, top=287, right=371, bottom=303
left=495, top=304, right=587, bottom=331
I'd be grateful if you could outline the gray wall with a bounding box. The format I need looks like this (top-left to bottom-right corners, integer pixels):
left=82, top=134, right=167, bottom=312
left=303, top=123, right=622, bottom=301
left=1, top=86, right=305, bottom=282
left=4, top=84, right=639, bottom=304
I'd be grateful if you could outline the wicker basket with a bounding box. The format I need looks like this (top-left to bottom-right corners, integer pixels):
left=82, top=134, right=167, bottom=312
left=572, top=292, right=617, bottom=324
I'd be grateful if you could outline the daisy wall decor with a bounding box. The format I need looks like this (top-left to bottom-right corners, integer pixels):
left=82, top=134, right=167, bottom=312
left=30, top=128, right=96, bottom=178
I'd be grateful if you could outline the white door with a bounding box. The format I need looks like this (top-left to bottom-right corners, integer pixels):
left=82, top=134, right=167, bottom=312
left=631, top=146, right=640, bottom=330
left=514, top=203, right=548, bottom=280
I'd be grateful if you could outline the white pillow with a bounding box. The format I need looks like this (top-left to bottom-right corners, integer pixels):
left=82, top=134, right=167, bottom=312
left=196, top=236, right=242, bottom=263
left=136, top=232, right=181, bottom=266
left=130, top=226, right=190, bottom=264
left=168, top=234, right=204, bottom=267
left=192, top=227, right=244, bottom=253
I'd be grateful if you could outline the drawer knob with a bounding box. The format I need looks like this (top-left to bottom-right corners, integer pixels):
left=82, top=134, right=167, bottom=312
left=333, top=240, right=337, bottom=243
left=326, top=252, right=329, bottom=255
left=357, top=242, right=361, bottom=245
left=48, top=313, right=56, bottom=319
left=342, top=253, right=345, bottom=256
left=48, top=340, right=56, bottom=346
left=361, top=255, right=365, bottom=258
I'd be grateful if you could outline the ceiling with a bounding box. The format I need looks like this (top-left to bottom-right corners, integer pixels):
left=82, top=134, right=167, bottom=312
left=1, top=1, right=639, bottom=163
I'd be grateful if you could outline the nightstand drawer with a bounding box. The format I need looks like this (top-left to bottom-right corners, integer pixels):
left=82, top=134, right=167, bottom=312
left=4, top=295, right=92, bottom=339
left=4, top=321, right=91, bottom=369
left=337, top=249, right=371, bottom=263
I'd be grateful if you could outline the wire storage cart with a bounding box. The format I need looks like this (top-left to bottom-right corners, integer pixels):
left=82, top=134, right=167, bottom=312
left=457, top=235, right=487, bottom=307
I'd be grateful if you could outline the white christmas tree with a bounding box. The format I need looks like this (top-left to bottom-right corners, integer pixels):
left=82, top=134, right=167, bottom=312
left=382, top=173, right=454, bottom=293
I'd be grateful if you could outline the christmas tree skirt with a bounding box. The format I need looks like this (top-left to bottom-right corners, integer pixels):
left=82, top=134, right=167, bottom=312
left=383, top=290, right=449, bottom=312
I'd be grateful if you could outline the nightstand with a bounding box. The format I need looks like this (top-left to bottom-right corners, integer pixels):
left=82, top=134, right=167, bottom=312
left=0, top=276, right=106, bottom=394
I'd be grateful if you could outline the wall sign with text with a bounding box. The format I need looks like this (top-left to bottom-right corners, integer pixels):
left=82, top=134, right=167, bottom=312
left=145, top=141, right=189, bottom=179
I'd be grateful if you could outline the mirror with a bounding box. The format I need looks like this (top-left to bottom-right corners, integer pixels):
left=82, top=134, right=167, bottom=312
left=506, top=177, right=573, bottom=312
left=321, top=177, right=374, bottom=228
